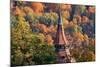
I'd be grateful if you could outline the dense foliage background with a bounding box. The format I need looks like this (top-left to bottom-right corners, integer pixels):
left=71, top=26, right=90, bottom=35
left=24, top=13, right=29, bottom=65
left=11, top=1, right=95, bottom=66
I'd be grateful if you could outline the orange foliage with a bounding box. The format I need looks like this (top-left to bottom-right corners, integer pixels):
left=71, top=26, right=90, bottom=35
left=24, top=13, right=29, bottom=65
left=33, top=23, right=49, bottom=33
left=74, top=32, right=84, bottom=42
left=83, top=34, right=89, bottom=40
left=14, top=6, right=21, bottom=15
left=31, top=2, right=44, bottom=14
left=48, top=25, right=56, bottom=33
left=82, top=16, right=89, bottom=23
left=89, top=39, right=95, bottom=46
left=45, top=35, right=53, bottom=45
left=14, top=6, right=25, bottom=16
left=88, top=6, right=95, bottom=13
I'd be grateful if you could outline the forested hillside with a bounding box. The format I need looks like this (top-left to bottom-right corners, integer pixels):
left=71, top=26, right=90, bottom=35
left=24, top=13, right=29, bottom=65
left=11, top=1, right=95, bottom=66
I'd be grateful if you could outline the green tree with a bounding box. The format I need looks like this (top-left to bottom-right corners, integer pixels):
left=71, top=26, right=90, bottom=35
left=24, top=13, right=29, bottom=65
left=11, top=15, right=56, bottom=66
left=39, top=12, right=58, bottom=26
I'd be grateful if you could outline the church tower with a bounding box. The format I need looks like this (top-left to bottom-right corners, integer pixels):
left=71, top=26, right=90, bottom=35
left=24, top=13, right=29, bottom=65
left=54, top=4, right=71, bottom=63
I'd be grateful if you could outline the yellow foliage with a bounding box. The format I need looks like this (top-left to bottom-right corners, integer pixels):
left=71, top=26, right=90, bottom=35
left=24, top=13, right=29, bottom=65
left=62, top=11, right=70, bottom=19
left=24, top=6, right=33, bottom=14
left=63, top=18, right=69, bottom=28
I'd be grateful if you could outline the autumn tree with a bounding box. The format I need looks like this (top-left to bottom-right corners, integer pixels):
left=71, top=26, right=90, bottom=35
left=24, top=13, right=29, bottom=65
left=11, top=15, right=56, bottom=66
left=31, top=2, right=44, bottom=15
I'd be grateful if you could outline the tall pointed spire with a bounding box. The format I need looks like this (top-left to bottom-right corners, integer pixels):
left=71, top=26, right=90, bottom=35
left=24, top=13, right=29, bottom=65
left=58, top=8, right=62, bottom=25
left=54, top=4, right=71, bottom=63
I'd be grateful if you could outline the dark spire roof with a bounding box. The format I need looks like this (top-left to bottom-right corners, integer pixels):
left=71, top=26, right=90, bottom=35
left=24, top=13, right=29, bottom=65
left=58, top=10, right=62, bottom=25
left=54, top=6, right=68, bottom=45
